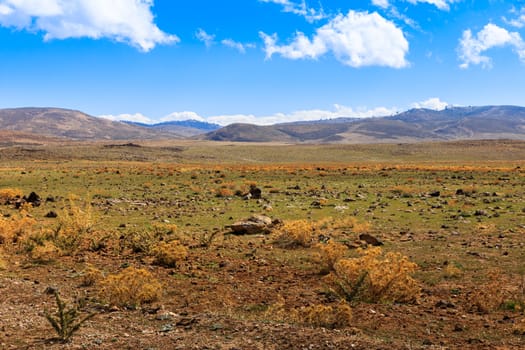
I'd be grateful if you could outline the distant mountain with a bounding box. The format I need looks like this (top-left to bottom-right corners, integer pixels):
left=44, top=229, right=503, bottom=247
left=3, top=105, right=525, bottom=143
left=0, top=107, right=180, bottom=140
left=125, top=120, right=220, bottom=137
left=203, top=105, right=525, bottom=143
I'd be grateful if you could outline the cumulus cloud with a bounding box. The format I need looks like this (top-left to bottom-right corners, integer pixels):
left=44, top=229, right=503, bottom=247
left=411, top=97, right=449, bottom=110
left=99, top=113, right=154, bottom=124
left=260, top=10, right=409, bottom=68
left=221, top=39, right=255, bottom=54
left=195, top=28, right=215, bottom=47
left=0, top=0, right=178, bottom=51
left=259, top=0, right=326, bottom=22
left=458, top=23, right=525, bottom=69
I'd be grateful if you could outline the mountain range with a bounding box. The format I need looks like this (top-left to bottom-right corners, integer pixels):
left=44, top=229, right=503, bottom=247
left=1, top=105, right=525, bottom=143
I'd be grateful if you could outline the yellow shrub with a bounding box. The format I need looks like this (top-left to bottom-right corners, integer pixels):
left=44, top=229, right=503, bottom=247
left=326, top=247, right=420, bottom=304
left=273, top=219, right=317, bottom=248
left=266, top=296, right=352, bottom=329
left=468, top=270, right=508, bottom=313
left=292, top=302, right=352, bottom=329
left=0, top=250, right=7, bottom=270
left=443, top=263, right=463, bottom=279
left=152, top=240, right=188, bottom=267
left=0, top=188, right=22, bottom=204
left=314, top=240, right=349, bottom=274
left=53, top=197, right=95, bottom=255
left=80, top=264, right=103, bottom=287
left=0, top=215, right=36, bottom=248
left=29, top=241, right=59, bottom=262
left=215, top=187, right=234, bottom=198
left=100, top=267, right=162, bottom=308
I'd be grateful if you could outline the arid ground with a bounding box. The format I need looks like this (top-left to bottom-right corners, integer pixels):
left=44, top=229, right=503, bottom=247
left=1, top=140, right=524, bottom=349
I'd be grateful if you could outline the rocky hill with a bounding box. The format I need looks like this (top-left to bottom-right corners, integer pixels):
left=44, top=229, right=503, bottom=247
left=203, top=105, right=525, bottom=143
left=0, top=108, right=177, bottom=140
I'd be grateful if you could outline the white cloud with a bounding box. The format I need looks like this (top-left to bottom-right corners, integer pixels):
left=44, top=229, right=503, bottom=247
left=458, top=23, right=525, bottom=69
left=0, top=0, right=178, bottom=51
left=221, top=39, right=255, bottom=54
left=260, top=10, right=409, bottom=68
left=372, top=0, right=390, bottom=9
left=259, top=0, right=326, bottom=22
left=406, top=0, right=457, bottom=11
left=160, top=111, right=205, bottom=123
left=195, top=28, right=215, bottom=47
left=504, top=7, right=525, bottom=28
left=411, top=97, right=449, bottom=110
left=204, top=104, right=398, bottom=126
left=99, top=113, right=154, bottom=124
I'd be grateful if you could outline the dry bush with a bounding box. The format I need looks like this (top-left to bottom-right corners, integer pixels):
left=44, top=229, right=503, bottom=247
left=80, top=264, right=103, bottom=287
left=314, top=240, right=349, bottom=274
left=265, top=296, right=352, bottom=329
left=151, top=240, right=188, bottom=267
left=53, top=197, right=95, bottom=255
left=468, top=270, right=509, bottom=313
left=292, top=302, right=352, bottom=329
left=215, top=187, right=234, bottom=198
left=0, top=215, right=36, bottom=248
left=513, top=318, right=525, bottom=335
left=0, top=188, right=22, bottom=204
left=325, top=247, right=420, bottom=304
left=273, top=219, right=317, bottom=248
left=443, top=262, right=463, bottom=279
left=0, top=250, right=7, bottom=270
left=389, top=185, right=418, bottom=198
left=100, top=267, right=162, bottom=308
left=29, top=240, right=59, bottom=263
left=317, top=217, right=370, bottom=235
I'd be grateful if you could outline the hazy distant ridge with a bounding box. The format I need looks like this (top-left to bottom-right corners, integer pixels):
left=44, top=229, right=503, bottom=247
left=1, top=105, right=525, bottom=143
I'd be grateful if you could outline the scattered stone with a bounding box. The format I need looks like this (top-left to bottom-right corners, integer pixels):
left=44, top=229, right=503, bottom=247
left=156, top=312, right=177, bottom=321
left=359, top=233, right=383, bottom=246
left=435, top=300, right=456, bottom=309
left=44, top=211, right=58, bottom=218
left=249, top=185, right=262, bottom=199
left=160, top=324, right=174, bottom=332
left=25, top=192, right=41, bottom=206
left=44, top=286, right=58, bottom=295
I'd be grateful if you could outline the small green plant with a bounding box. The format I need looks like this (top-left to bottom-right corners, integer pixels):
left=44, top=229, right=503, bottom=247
left=44, top=290, right=95, bottom=342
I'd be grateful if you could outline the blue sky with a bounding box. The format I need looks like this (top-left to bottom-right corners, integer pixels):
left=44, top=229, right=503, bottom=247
left=1, top=0, right=525, bottom=125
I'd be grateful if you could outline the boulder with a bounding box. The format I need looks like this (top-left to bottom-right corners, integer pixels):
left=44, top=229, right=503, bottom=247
left=228, top=214, right=273, bottom=235
left=359, top=233, right=383, bottom=246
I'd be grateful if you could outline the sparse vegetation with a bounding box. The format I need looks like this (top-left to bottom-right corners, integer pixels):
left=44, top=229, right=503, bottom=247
left=1, top=140, right=525, bottom=348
